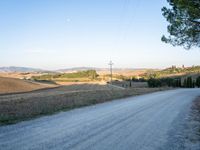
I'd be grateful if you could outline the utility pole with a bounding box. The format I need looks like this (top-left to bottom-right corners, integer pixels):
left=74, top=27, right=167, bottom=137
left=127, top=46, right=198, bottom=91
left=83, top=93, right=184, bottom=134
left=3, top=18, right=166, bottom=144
left=108, top=60, right=114, bottom=84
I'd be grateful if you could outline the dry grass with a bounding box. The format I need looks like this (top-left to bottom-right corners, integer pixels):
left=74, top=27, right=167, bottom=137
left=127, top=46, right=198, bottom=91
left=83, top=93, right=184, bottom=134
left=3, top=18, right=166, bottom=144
left=0, top=77, right=56, bottom=94
left=0, top=82, right=170, bottom=125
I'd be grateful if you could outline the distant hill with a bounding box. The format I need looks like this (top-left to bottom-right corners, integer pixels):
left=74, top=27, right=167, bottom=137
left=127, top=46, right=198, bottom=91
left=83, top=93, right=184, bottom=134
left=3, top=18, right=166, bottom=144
left=57, top=67, right=100, bottom=72
left=0, top=66, right=153, bottom=73
left=0, top=66, right=46, bottom=73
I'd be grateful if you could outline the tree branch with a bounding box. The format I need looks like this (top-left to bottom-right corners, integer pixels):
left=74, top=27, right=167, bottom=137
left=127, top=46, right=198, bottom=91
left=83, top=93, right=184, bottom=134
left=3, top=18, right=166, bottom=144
left=189, top=19, right=200, bottom=25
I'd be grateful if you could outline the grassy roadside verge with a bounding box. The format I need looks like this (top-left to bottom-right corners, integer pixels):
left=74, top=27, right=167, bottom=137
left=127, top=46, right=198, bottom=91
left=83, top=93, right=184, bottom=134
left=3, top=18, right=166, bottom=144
left=191, top=97, right=200, bottom=137
left=0, top=87, right=171, bottom=125
left=179, top=96, right=200, bottom=149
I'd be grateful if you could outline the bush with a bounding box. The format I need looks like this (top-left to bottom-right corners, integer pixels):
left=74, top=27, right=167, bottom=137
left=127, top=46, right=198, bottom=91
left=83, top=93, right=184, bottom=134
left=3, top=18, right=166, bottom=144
left=148, top=77, right=182, bottom=88
left=148, top=78, right=161, bottom=87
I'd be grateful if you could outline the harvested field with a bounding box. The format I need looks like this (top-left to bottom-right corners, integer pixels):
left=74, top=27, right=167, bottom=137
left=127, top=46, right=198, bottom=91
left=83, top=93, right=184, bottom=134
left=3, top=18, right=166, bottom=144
left=0, top=77, right=56, bottom=94
left=0, top=72, right=43, bottom=79
left=0, top=83, right=170, bottom=125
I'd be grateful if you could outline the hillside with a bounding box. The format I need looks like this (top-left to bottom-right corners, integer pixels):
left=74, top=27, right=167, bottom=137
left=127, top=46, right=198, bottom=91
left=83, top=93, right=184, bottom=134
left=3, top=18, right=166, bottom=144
left=143, top=66, right=200, bottom=79
left=0, top=77, right=56, bottom=94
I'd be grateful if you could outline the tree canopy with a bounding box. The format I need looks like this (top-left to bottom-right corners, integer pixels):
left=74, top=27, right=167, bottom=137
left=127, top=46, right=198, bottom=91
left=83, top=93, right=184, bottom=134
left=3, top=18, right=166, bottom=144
left=162, top=0, right=200, bottom=49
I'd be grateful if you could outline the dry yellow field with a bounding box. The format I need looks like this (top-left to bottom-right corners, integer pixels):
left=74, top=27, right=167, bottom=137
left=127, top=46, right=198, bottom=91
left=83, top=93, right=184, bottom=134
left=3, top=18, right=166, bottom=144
left=0, top=72, right=43, bottom=79
left=0, top=77, right=56, bottom=94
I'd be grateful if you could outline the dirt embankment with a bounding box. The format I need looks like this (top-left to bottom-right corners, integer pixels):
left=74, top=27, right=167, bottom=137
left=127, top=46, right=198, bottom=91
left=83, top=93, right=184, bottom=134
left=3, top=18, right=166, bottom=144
left=0, top=84, right=169, bottom=125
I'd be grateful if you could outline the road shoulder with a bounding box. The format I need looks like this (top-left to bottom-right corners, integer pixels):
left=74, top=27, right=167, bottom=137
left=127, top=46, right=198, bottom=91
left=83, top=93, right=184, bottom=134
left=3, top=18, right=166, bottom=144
left=184, top=96, right=200, bottom=149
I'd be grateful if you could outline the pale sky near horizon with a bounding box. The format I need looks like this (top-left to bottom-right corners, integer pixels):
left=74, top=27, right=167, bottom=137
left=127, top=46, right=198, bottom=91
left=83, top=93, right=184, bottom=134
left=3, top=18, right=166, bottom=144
left=0, top=0, right=199, bottom=70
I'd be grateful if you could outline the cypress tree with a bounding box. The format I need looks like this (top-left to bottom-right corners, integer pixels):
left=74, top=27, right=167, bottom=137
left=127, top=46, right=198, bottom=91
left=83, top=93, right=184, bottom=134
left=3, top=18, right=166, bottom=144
left=178, top=79, right=182, bottom=87
left=183, top=79, right=187, bottom=88
left=196, top=76, right=200, bottom=88
left=187, top=77, right=192, bottom=88
left=192, top=81, right=195, bottom=88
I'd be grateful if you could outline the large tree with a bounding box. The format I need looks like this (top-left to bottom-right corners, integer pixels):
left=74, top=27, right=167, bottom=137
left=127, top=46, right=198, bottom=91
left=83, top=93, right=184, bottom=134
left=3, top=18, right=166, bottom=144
left=162, top=0, right=200, bottom=49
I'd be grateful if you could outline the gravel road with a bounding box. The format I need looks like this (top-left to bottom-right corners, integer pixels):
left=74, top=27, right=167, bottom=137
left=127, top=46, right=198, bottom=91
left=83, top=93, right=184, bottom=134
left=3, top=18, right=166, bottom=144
left=0, top=89, right=200, bottom=150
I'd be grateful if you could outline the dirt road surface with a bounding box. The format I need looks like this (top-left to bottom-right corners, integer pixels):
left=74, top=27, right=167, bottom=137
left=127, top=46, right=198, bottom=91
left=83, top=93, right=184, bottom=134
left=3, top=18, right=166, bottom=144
left=0, top=89, right=200, bottom=150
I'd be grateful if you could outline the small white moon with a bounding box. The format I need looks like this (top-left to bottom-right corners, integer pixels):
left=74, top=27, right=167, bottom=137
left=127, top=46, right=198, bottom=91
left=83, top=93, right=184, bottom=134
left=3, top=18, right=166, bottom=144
left=66, top=18, right=71, bottom=22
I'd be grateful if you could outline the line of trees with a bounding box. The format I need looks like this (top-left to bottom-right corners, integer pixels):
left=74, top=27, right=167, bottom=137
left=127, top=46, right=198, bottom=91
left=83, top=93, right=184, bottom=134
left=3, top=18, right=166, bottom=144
left=60, top=70, right=98, bottom=79
left=148, top=76, right=200, bottom=88
left=32, top=70, right=99, bottom=81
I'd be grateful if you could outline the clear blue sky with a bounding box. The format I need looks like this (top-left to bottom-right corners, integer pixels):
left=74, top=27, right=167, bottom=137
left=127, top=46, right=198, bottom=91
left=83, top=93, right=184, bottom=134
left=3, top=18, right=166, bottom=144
left=0, top=0, right=199, bottom=70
